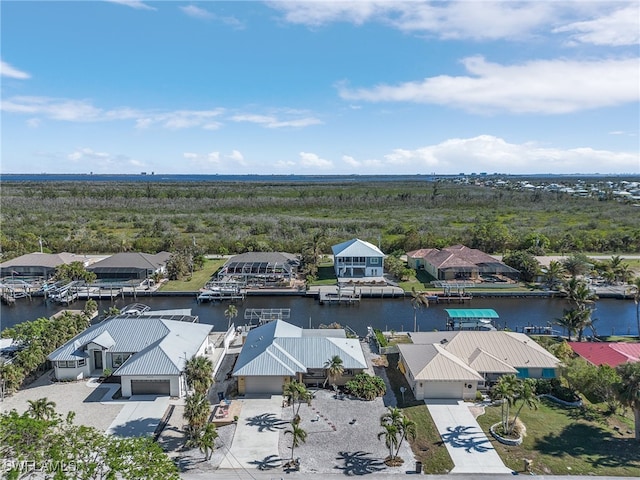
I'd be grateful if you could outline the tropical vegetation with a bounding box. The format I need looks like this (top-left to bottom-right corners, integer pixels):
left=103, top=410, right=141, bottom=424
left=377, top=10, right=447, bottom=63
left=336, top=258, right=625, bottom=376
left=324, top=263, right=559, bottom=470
left=378, top=406, right=416, bottom=465
left=0, top=405, right=179, bottom=479
left=345, top=372, right=386, bottom=400
left=323, top=355, right=344, bottom=388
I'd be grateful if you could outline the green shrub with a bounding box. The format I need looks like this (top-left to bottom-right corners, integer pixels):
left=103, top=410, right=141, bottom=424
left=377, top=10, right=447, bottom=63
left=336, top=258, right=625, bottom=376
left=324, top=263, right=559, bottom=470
left=345, top=373, right=386, bottom=400
left=374, top=329, right=388, bottom=347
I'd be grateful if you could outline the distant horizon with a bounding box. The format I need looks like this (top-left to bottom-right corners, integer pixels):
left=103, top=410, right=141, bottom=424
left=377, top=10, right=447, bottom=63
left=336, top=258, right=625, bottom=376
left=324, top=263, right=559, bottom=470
left=2, top=1, right=638, bottom=175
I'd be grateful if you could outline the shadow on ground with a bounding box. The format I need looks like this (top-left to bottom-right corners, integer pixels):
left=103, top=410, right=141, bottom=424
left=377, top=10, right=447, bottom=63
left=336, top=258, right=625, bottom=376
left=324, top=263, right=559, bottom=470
left=534, top=422, right=640, bottom=470
left=440, top=425, right=493, bottom=453
left=334, top=451, right=386, bottom=475
left=249, top=454, right=284, bottom=471
left=84, top=386, right=110, bottom=403
left=108, top=417, right=159, bottom=437
left=245, top=413, right=288, bottom=432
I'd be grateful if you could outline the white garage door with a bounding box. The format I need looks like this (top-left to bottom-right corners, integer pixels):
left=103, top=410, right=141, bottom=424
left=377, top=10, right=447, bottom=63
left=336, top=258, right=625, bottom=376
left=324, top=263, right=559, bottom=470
left=131, top=379, right=171, bottom=395
left=424, top=381, right=463, bottom=399
left=245, top=376, right=283, bottom=395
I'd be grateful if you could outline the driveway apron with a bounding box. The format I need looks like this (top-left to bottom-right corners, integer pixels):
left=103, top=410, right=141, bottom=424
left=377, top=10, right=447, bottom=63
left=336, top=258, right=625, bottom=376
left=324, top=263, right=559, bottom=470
left=105, top=395, right=170, bottom=438
left=219, top=395, right=284, bottom=470
left=426, top=399, right=513, bottom=474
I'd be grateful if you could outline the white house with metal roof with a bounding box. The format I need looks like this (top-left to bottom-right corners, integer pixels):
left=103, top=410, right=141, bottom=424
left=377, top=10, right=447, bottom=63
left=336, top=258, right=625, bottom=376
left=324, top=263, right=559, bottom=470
left=233, top=320, right=367, bottom=395
left=47, top=311, right=212, bottom=397
left=398, top=331, right=559, bottom=400
left=331, top=238, right=385, bottom=281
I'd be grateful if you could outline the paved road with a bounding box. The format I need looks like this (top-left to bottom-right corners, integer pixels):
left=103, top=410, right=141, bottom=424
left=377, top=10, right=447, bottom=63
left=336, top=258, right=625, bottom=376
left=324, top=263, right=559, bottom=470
left=182, top=472, right=638, bottom=480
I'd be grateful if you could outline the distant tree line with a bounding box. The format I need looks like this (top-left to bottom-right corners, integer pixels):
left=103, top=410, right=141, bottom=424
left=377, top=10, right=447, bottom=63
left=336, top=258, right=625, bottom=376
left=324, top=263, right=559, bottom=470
left=1, top=180, right=639, bottom=261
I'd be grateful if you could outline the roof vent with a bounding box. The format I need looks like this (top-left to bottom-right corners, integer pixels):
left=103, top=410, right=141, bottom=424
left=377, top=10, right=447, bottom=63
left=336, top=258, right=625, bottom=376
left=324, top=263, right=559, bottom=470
left=440, top=339, right=448, bottom=344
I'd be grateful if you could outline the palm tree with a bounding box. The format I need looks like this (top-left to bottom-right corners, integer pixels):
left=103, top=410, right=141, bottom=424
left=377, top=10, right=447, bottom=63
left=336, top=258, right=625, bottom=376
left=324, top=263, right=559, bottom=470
left=377, top=423, right=399, bottom=461
left=285, top=417, right=307, bottom=461
left=184, top=355, right=214, bottom=396
left=492, top=374, right=518, bottom=432
left=323, top=355, right=344, bottom=388
left=27, top=397, right=57, bottom=421
left=543, top=260, right=565, bottom=288
left=186, top=422, right=218, bottom=461
left=609, top=255, right=623, bottom=282
left=224, top=305, right=238, bottom=329
left=630, top=277, right=640, bottom=339
left=410, top=287, right=429, bottom=332
left=555, top=308, right=583, bottom=342
left=283, top=380, right=311, bottom=417
left=615, top=362, right=640, bottom=441
left=183, top=392, right=211, bottom=440
left=506, top=378, right=538, bottom=435
left=394, top=415, right=417, bottom=459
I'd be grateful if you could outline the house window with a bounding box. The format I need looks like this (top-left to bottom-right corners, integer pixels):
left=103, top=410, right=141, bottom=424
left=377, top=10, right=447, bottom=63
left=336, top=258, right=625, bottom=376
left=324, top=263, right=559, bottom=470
left=112, top=353, right=132, bottom=368
left=516, top=368, right=529, bottom=378
left=370, top=258, right=379, bottom=264
left=58, top=360, right=75, bottom=368
left=78, top=358, right=86, bottom=367
left=542, top=368, right=555, bottom=378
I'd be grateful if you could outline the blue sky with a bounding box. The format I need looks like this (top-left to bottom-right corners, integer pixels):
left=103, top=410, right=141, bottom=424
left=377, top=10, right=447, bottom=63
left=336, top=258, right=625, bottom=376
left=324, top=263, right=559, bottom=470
left=1, top=0, right=638, bottom=175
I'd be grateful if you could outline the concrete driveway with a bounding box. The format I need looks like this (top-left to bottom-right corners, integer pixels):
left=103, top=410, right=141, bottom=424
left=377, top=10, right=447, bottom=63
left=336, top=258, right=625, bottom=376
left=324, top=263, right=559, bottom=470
left=425, top=399, right=513, bottom=475
left=105, top=394, right=170, bottom=438
left=218, top=395, right=284, bottom=470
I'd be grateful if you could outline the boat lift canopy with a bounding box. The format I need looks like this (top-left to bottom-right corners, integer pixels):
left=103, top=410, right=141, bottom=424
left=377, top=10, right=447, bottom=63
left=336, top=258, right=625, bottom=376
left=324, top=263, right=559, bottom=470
left=444, top=308, right=499, bottom=319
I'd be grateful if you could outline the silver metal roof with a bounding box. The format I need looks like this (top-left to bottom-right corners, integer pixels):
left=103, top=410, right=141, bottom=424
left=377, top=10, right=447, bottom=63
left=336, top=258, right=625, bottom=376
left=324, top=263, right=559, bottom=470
left=331, top=238, right=384, bottom=257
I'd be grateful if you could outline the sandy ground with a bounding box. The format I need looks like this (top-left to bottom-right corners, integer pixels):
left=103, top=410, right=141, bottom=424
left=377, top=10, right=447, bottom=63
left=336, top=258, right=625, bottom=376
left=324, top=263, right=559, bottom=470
left=160, top=339, right=415, bottom=476
left=1, top=370, right=123, bottom=431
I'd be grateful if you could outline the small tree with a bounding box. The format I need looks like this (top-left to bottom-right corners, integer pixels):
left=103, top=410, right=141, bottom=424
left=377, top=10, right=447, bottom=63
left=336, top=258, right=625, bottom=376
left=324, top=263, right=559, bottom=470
left=183, top=392, right=210, bottom=440
left=283, top=380, right=311, bottom=417
left=284, top=417, right=307, bottom=461
left=186, top=422, right=218, bottom=461
left=616, top=362, right=640, bottom=441
left=184, top=355, right=214, bottom=396
left=224, top=305, right=238, bottom=329
left=378, top=423, right=399, bottom=462
left=506, top=378, right=538, bottom=435
left=323, top=355, right=344, bottom=388
left=410, top=287, right=429, bottom=332
left=27, top=397, right=57, bottom=421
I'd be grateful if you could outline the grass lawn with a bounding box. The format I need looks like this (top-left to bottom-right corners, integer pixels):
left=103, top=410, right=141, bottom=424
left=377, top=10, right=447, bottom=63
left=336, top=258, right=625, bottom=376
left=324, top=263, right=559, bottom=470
left=476, top=398, right=640, bottom=476
left=384, top=353, right=454, bottom=474
left=159, top=258, right=226, bottom=292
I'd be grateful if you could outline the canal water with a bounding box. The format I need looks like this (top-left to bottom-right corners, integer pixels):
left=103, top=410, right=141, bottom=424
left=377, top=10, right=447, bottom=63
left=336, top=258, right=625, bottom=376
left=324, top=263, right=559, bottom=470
left=1, top=294, right=637, bottom=338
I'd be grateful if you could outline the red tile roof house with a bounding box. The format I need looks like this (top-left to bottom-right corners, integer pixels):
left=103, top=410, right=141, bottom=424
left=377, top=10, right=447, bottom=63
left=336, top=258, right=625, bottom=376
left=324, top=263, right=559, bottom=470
left=568, top=342, right=640, bottom=367
left=406, top=245, right=519, bottom=282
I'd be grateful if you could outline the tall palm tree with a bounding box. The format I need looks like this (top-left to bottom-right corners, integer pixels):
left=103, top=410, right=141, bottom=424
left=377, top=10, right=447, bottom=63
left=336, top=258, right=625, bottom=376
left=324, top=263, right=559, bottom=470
left=410, top=287, right=429, bottom=332
left=323, top=355, right=344, bottom=388
left=492, top=374, right=518, bottom=432
left=283, top=380, right=311, bottom=417
left=506, top=378, right=538, bottom=435
left=184, top=355, right=214, bottom=396
left=186, top=422, right=218, bottom=461
left=377, top=423, right=399, bottom=461
left=224, top=304, right=238, bottom=329
left=555, top=308, right=583, bottom=342
left=631, top=277, right=640, bottom=339
left=394, top=415, right=417, bottom=459
left=27, top=397, right=57, bottom=421
left=285, top=417, right=307, bottom=461
left=615, top=362, right=640, bottom=441
left=543, top=260, right=565, bottom=288
left=183, top=392, right=211, bottom=440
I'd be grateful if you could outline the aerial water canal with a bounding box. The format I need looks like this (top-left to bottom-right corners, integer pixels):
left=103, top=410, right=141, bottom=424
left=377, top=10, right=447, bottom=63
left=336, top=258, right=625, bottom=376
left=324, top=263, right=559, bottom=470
left=1, top=293, right=637, bottom=338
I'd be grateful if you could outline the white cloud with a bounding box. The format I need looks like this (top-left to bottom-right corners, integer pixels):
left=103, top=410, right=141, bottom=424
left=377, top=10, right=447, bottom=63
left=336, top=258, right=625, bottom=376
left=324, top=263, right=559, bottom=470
left=1, top=60, right=31, bottom=79
left=227, top=150, right=247, bottom=166
left=554, top=4, right=640, bottom=46
left=180, top=5, right=214, bottom=20
left=338, top=56, right=639, bottom=114
left=299, top=152, right=333, bottom=169
left=2, top=96, right=225, bottom=129
left=67, top=147, right=144, bottom=171
left=231, top=112, right=322, bottom=128
left=105, top=0, right=156, bottom=11
left=183, top=150, right=247, bottom=169
left=342, top=154, right=383, bottom=168
left=26, top=118, right=41, bottom=128
left=382, top=135, right=639, bottom=174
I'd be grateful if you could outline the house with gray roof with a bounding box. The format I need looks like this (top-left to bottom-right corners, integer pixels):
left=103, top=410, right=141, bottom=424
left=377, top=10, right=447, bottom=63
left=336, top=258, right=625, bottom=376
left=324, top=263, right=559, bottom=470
left=233, top=320, right=367, bottom=395
left=0, top=252, right=103, bottom=280
left=47, top=310, right=212, bottom=397
left=331, top=238, right=385, bottom=281
left=397, top=331, right=559, bottom=400
left=87, top=252, right=171, bottom=282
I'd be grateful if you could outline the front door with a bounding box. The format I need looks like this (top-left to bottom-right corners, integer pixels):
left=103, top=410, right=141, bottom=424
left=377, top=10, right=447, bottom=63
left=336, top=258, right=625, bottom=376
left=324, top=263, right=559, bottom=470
left=93, top=350, right=103, bottom=369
